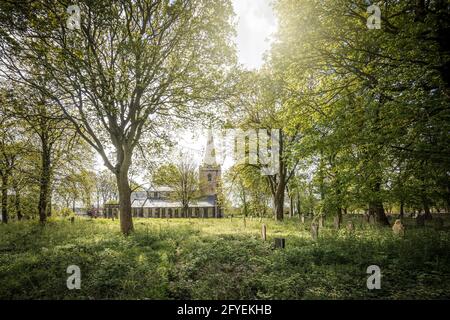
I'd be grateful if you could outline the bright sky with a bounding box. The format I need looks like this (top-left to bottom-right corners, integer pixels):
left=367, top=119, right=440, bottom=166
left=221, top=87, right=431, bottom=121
left=232, top=0, right=277, bottom=70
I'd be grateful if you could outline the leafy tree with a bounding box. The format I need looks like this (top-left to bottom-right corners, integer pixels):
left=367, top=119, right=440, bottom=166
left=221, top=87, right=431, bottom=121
left=152, top=154, right=200, bottom=217
left=0, top=0, right=236, bottom=234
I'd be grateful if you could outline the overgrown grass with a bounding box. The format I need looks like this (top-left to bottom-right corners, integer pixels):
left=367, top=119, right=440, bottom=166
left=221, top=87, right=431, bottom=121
left=1, top=215, right=450, bottom=299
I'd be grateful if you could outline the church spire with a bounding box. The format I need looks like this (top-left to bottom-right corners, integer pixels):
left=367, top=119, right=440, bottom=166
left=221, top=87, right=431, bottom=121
left=203, top=128, right=217, bottom=166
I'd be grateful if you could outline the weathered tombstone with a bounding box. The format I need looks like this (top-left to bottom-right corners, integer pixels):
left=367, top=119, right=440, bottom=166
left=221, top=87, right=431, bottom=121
left=333, top=216, right=340, bottom=229
left=311, top=223, right=319, bottom=241
left=347, top=221, right=355, bottom=233
left=363, top=213, right=370, bottom=223
left=369, top=215, right=375, bottom=225
left=261, top=224, right=267, bottom=241
left=392, top=219, right=405, bottom=236
left=416, top=214, right=425, bottom=227
left=300, top=214, right=305, bottom=224
left=274, top=238, right=285, bottom=249
left=434, top=217, right=444, bottom=230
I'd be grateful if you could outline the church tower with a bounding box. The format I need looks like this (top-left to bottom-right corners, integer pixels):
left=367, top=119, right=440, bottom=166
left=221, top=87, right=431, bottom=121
left=199, top=129, right=221, bottom=196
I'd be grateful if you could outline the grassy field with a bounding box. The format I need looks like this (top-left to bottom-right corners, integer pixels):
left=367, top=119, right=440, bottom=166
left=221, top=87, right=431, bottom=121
left=1, top=215, right=450, bottom=300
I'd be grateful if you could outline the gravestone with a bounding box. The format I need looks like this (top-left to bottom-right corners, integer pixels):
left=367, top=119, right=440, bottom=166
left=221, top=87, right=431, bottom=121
left=333, top=216, right=341, bottom=229
left=347, top=221, right=355, bottom=233
left=416, top=214, right=425, bottom=227
left=363, top=213, right=370, bottom=223
left=369, top=215, right=375, bottom=225
left=311, top=223, right=319, bottom=241
left=261, top=224, right=267, bottom=241
left=300, top=214, right=305, bottom=224
left=434, top=217, right=444, bottom=230
left=392, top=219, right=405, bottom=236
left=274, top=238, right=285, bottom=249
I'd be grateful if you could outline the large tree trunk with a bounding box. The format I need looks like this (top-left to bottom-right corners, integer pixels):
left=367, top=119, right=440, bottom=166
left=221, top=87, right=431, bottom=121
left=1, top=174, right=8, bottom=223
left=422, top=196, right=432, bottom=220
left=182, top=205, right=188, bottom=218
left=46, top=193, right=52, bottom=217
left=336, top=207, right=343, bottom=226
left=289, top=194, right=294, bottom=218
left=273, top=131, right=285, bottom=221
left=370, top=182, right=390, bottom=226
left=38, top=143, right=51, bottom=224
left=273, top=181, right=285, bottom=221
left=116, top=168, right=133, bottom=235
left=399, top=200, right=404, bottom=219
left=369, top=202, right=389, bottom=225
left=296, top=191, right=301, bottom=216
left=15, top=189, right=22, bottom=221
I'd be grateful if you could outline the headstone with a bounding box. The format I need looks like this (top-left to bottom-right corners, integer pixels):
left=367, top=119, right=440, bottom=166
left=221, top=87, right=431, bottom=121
left=311, top=223, right=319, bottom=241
left=274, top=238, right=285, bottom=249
left=392, top=219, right=405, bottom=236
left=333, top=216, right=340, bottom=229
left=300, top=214, right=305, bottom=224
left=347, top=221, right=355, bottom=232
left=416, top=214, right=425, bottom=227
left=369, top=215, right=375, bottom=225
left=261, top=224, right=267, bottom=241
left=434, top=217, right=444, bottom=230
left=363, top=213, right=370, bottom=223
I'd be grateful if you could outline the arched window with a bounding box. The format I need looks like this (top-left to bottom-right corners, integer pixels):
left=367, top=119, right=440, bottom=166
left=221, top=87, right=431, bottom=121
left=207, top=173, right=212, bottom=182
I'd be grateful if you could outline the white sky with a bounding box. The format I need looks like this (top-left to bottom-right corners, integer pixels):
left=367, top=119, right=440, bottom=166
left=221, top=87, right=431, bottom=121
left=232, top=0, right=277, bottom=70
left=95, top=1, right=278, bottom=175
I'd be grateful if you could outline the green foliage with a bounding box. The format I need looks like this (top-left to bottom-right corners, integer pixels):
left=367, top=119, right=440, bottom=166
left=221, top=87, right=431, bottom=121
left=1, top=217, right=450, bottom=299
left=55, top=208, right=75, bottom=218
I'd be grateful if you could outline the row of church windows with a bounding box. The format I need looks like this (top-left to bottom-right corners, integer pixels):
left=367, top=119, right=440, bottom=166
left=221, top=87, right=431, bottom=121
left=130, top=207, right=216, bottom=218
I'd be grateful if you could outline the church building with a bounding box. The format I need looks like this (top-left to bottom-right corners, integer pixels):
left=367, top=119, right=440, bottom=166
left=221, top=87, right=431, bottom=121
left=105, top=131, right=222, bottom=218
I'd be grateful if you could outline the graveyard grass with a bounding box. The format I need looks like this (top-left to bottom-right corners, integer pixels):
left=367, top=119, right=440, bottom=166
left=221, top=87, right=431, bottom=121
left=1, top=216, right=450, bottom=299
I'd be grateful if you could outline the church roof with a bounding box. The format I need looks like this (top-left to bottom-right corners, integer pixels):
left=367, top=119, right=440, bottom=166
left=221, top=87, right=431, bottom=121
left=147, top=186, right=174, bottom=192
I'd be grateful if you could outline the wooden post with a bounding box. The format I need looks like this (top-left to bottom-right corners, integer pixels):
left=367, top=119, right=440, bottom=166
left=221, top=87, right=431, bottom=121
left=274, top=238, right=285, bottom=249
left=261, top=224, right=267, bottom=241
